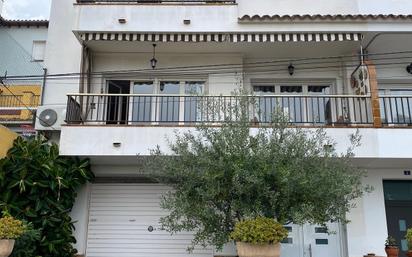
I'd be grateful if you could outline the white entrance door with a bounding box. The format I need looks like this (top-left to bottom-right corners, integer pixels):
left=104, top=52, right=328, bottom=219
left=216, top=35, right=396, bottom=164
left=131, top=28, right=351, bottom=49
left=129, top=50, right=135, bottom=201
left=281, top=223, right=343, bottom=257
left=86, top=183, right=213, bottom=257
left=302, top=223, right=343, bottom=257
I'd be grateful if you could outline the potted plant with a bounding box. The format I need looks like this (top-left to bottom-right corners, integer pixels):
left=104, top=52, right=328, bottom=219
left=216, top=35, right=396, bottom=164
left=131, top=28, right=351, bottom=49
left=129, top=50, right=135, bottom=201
left=385, top=236, right=399, bottom=257
left=230, top=217, right=288, bottom=257
left=406, top=228, right=412, bottom=257
left=0, top=216, right=26, bottom=257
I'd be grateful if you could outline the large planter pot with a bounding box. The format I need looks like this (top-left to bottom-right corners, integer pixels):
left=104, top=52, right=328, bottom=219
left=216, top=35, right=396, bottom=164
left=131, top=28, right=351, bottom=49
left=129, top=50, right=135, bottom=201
left=236, top=242, right=281, bottom=257
left=406, top=250, right=412, bottom=257
left=0, top=240, right=15, bottom=257
left=385, top=246, right=399, bottom=257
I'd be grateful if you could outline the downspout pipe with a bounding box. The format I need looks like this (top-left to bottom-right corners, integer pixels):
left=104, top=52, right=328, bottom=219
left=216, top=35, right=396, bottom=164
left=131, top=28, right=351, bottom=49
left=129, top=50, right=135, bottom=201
left=40, top=68, right=47, bottom=105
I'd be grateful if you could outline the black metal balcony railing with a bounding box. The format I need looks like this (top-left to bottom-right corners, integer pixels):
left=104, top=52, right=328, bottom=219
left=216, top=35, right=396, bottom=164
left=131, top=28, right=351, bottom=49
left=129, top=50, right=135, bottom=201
left=380, top=96, right=412, bottom=125
left=66, top=94, right=374, bottom=126
left=77, top=0, right=236, bottom=3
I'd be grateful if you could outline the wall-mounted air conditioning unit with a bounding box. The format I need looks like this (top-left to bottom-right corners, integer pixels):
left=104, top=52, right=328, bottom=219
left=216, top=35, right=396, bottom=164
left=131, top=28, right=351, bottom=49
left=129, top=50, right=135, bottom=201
left=35, top=105, right=66, bottom=130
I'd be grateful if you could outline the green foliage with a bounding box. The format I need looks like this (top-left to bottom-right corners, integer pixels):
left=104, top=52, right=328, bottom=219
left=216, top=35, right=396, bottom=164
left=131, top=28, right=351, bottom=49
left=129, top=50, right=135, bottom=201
left=0, top=216, right=25, bottom=239
left=10, top=222, right=41, bottom=257
left=405, top=228, right=412, bottom=250
left=230, top=217, right=288, bottom=244
left=147, top=93, right=371, bottom=250
left=385, top=236, right=397, bottom=246
left=0, top=136, right=94, bottom=257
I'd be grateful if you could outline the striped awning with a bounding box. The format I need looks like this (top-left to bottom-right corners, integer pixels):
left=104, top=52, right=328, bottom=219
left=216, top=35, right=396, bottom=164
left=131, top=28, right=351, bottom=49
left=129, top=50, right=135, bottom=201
left=79, top=32, right=363, bottom=43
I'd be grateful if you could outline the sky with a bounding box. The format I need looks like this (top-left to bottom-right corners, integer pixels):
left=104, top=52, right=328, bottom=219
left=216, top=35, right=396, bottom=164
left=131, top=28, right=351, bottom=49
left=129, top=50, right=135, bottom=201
left=2, top=0, right=51, bottom=20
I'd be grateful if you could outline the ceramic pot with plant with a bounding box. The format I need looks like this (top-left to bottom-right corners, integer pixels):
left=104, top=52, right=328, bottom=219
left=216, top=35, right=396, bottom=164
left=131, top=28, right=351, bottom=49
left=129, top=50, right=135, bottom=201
left=0, top=216, right=26, bottom=257
left=385, top=236, right=399, bottom=257
left=406, top=228, right=412, bottom=257
left=230, top=217, right=289, bottom=257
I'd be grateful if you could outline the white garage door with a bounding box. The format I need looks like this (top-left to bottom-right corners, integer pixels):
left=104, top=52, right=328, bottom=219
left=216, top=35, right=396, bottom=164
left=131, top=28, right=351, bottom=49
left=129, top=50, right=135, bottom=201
left=86, top=183, right=213, bottom=257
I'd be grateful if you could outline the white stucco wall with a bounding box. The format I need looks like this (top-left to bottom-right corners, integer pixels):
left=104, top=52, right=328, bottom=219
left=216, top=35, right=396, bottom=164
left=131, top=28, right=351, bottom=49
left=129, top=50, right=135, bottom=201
left=347, top=168, right=412, bottom=257
left=59, top=127, right=412, bottom=159
left=43, top=0, right=82, bottom=105
left=74, top=4, right=412, bottom=34
left=69, top=164, right=412, bottom=257
left=70, top=183, right=91, bottom=256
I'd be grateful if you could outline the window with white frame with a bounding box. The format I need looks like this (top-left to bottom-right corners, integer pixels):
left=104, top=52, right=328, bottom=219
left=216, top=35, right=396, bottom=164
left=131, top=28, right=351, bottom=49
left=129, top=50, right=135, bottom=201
left=130, top=79, right=206, bottom=123
left=252, top=83, right=332, bottom=124
left=379, top=84, right=412, bottom=124
left=32, top=41, right=46, bottom=61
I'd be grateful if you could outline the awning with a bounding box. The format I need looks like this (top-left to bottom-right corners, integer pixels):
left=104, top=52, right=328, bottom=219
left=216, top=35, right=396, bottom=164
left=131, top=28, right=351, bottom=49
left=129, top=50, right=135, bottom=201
left=78, top=32, right=363, bottom=43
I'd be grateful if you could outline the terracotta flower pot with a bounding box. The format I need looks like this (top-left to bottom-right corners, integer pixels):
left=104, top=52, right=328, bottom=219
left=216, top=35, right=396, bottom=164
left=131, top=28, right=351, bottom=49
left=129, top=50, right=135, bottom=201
left=406, top=250, right=412, bottom=257
left=385, top=246, right=399, bottom=257
left=236, top=242, right=281, bottom=257
left=0, top=240, right=15, bottom=257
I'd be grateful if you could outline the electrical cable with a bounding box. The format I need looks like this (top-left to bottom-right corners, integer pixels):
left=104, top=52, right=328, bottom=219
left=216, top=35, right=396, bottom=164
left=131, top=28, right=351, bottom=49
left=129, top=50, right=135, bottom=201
left=0, top=79, right=59, bottom=131
left=3, top=49, right=412, bottom=80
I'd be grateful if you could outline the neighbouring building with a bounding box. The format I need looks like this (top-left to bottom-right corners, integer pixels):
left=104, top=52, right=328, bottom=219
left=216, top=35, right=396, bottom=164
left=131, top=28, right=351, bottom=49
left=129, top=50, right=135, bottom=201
left=37, top=0, right=412, bottom=257
left=0, top=0, right=48, bottom=134
left=0, top=124, right=17, bottom=158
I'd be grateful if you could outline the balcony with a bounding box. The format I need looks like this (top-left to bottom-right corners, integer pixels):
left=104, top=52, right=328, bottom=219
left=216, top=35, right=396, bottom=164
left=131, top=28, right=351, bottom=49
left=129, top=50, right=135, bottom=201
left=0, top=94, right=40, bottom=124
left=66, top=93, right=374, bottom=126
left=60, top=93, right=412, bottom=158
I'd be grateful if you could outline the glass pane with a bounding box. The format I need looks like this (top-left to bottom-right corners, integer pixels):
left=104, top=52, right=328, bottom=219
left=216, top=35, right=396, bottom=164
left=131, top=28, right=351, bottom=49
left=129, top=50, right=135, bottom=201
left=383, top=181, right=412, bottom=201
left=387, top=90, right=412, bottom=124
left=253, top=85, right=276, bottom=123
left=399, top=220, right=407, bottom=232
left=315, top=239, right=329, bottom=245
left=132, top=82, right=153, bottom=122
left=308, top=85, right=331, bottom=124
left=160, top=82, right=180, bottom=122
left=401, top=239, right=408, bottom=251
left=254, top=86, right=275, bottom=93
left=184, top=81, right=204, bottom=122
left=315, top=227, right=328, bottom=234
left=281, top=238, right=293, bottom=244
left=280, top=86, right=303, bottom=123
left=281, top=86, right=302, bottom=93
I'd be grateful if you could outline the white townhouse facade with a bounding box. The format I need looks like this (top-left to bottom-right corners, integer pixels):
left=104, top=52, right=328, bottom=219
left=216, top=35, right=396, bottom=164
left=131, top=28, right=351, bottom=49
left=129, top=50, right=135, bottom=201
left=37, top=0, right=412, bottom=257
left=0, top=0, right=48, bottom=134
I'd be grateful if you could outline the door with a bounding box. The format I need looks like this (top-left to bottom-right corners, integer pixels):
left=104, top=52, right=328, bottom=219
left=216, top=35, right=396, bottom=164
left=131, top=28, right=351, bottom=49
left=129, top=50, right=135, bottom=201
left=86, top=183, right=213, bottom=257
left=384, top=180, right=412, bottom=257
left=302, top=223, right=343, bottom=257
left=106, top=80, right=130, bottom=124
left=280, top=223, right=343, bottom=257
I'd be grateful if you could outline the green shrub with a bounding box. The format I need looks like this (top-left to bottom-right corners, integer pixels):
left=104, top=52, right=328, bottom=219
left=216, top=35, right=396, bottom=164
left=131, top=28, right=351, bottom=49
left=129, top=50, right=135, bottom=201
left=0, top=216, right=25, bottom=239
left=230, top=217, right=288, bottom=245
left=10, top=222, right=41, bottom=257
left=0, top=137, right=94, bottom=257
left=406, top=228, right=412, bottom=250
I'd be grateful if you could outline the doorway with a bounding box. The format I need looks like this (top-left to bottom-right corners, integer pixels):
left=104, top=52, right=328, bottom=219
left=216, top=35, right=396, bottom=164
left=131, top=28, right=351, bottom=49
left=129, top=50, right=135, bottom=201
left=106, top=80, right=130, bottom=124
left=384, top=180, right=412, bottom=257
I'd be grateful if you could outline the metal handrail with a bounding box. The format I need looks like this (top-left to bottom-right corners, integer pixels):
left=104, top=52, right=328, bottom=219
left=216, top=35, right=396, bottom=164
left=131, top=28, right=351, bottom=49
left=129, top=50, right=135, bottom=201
left=77, top=0, right=236, bottom=3
left=67, top=93, right=372, bottom=98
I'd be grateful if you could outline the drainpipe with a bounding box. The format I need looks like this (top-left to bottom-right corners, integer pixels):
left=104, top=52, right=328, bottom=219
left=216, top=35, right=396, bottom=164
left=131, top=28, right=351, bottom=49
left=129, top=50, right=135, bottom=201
left=40, top=68, right=47, bottom=105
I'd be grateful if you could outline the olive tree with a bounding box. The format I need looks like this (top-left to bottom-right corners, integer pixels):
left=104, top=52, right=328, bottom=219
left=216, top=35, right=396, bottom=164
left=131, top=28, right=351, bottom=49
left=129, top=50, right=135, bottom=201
left=146, top=94, right=371, bottom=250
